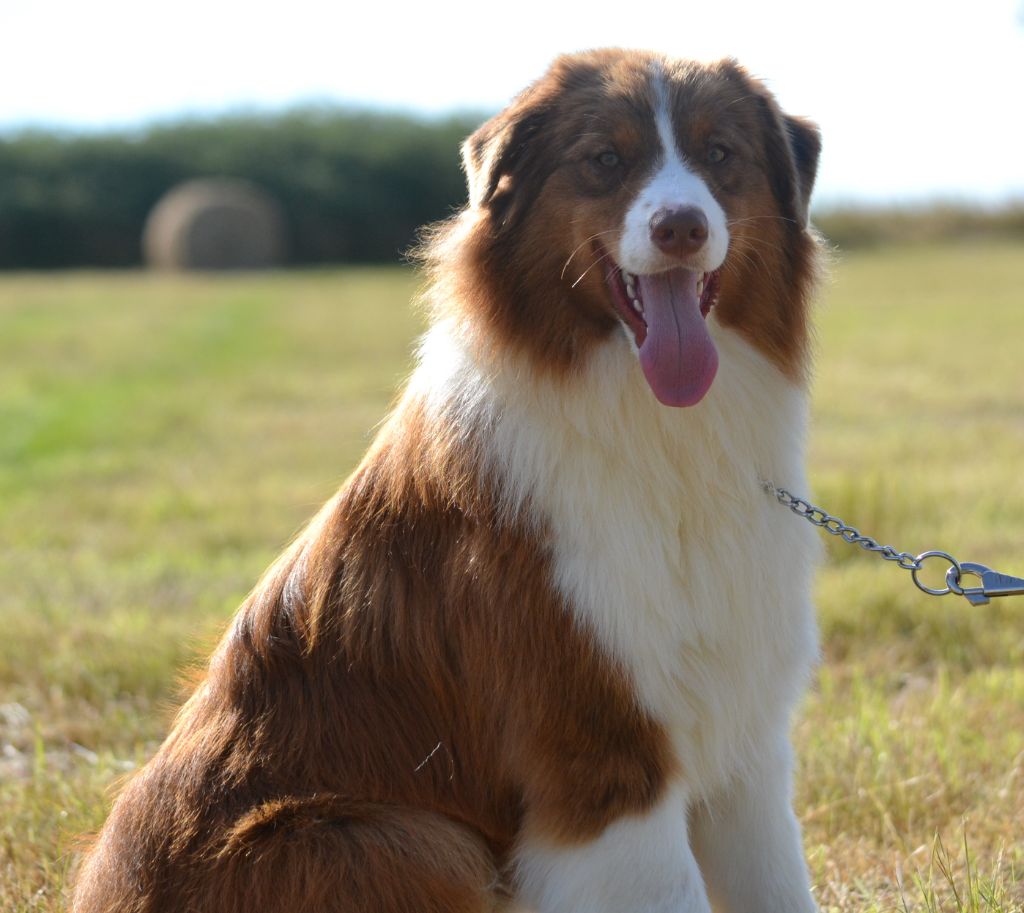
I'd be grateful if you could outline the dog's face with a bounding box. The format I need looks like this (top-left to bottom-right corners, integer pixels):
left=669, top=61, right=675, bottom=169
left=455, top=49, right=821, bottom=405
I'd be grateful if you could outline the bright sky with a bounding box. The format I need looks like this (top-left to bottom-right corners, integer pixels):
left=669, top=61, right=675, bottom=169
left=2, top=0, right=1022, bottom=205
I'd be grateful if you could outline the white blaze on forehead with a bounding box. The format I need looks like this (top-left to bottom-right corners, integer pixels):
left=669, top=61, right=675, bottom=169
left=616, top=72, right=729, bottom=275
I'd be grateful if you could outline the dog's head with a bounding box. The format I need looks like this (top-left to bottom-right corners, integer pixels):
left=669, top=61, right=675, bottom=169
left=436, top=49, right=821, bottom=406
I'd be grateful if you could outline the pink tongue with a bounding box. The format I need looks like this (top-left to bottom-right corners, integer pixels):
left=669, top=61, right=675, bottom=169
left=637, top=268, right=718, bottom=407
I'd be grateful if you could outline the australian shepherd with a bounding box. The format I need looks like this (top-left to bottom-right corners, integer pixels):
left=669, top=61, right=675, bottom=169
left=74, top=49, right=823, bottom=913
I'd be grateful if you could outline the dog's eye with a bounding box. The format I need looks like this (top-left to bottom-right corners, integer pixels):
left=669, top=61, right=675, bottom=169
left=597, top=151, right=620, bottom=168
left=706, top=145, right=729, bottom=164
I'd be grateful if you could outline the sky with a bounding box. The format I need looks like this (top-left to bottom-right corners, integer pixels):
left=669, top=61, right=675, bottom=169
left=2, top=0, right=1022, bottom=205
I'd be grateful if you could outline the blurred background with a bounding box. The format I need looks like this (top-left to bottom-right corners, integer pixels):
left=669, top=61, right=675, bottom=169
left=2, top=3, right=1023, bottom=912
left=1, top=0, right=1022, bottom=268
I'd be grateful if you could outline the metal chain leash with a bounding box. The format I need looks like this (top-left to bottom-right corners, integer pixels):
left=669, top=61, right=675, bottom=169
left=761, top=481, right=1024, bottom=606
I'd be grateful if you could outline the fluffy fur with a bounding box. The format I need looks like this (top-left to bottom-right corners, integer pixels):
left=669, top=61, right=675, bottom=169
left=73, top=49, right=823, bottom=913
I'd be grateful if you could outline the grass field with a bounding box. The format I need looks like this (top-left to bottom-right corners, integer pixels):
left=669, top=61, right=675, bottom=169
left=1, top=243, right=1022, bottom=911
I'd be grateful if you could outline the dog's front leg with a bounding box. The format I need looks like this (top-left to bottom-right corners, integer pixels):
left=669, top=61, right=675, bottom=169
left=690, top=737, right=817, bottom=913
left=514, top=784, right=713, bottom=913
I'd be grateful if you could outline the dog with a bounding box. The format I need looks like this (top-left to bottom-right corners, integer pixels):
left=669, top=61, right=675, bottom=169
left=73, top=49, right=823, bottom=913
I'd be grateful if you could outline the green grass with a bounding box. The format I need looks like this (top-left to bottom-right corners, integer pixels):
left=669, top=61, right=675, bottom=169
left=1, top=245, right=1022, bottom=911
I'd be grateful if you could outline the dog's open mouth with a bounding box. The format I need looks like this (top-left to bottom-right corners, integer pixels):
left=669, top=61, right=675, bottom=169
left=599, top=244, right=721, bottom=408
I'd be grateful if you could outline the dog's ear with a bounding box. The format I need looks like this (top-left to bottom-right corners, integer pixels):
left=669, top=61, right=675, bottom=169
left=729, top=65, right=821, bottom=229
left=781, top=114, right=821, bottom=227
left=714, top=62, right=821, bottom=228
left=759, top=97, right=821, bottom=229
left=461, top=84, right=556, bottom=229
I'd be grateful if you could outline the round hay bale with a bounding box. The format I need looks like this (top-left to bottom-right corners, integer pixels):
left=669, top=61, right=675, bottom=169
left=143, top=178, right=286, bottom=270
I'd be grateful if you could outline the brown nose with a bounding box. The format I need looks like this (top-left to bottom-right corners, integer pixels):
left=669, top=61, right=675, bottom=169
left=650, top=206, right=708, bottom=258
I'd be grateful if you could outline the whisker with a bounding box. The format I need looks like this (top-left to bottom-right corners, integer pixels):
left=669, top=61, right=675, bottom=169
left=726, top=247, right=768, bottom=280
left=560, top=230, right=619, bottom=281
left=571, top=249, right=616, bottom=289
left=742, top=246, right=776, bottom=279
left=735, top=236, right=786, bottom=257
left=726, top=215, right=798, bottom=226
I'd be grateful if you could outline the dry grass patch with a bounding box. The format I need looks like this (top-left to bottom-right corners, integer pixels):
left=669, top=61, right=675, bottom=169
left=1, top=245, right=1022, bottom=910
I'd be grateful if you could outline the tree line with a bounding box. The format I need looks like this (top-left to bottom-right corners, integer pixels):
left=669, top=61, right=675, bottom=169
left=0, top=109, right=480, bottom=268
left=1, top=108, right=1021, bottom=269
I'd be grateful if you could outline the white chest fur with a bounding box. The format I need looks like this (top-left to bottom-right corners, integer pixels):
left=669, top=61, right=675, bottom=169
left=414, top=318, right=821, bottom=797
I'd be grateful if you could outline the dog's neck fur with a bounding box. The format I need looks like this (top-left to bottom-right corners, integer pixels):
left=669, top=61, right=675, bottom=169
left=411, top=313, right=821, bottom=794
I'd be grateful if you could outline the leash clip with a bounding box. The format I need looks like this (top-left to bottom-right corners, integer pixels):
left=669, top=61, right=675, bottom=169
left=945, top=562, right=1024, bottom=606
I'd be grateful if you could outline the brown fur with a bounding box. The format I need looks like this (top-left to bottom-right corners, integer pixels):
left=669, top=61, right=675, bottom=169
left=72, top=49, right=820, bottom=912
left=73, top=395, right=675, bottom=912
